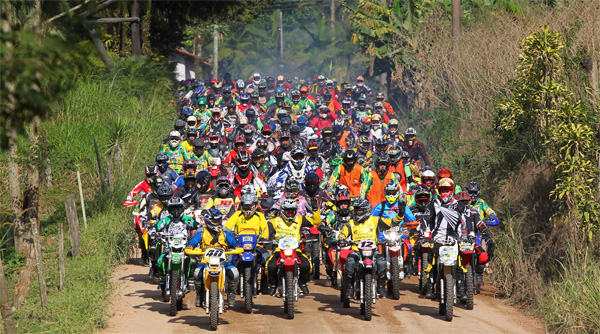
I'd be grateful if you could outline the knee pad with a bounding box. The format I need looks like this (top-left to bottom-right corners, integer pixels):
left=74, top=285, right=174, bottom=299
left=194, top=267, right=203, bottom=282
left=227, top=267, right=239, bottom=283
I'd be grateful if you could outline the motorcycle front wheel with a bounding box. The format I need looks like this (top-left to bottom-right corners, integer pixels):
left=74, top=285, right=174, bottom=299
left=444, top=273, right=454, bottom=321
left=169, top=270, right=180, bottom=316
left=285, top=271, right=295, bottom=319
left=465, top=265, right=474, bottom=310
left=243, top=266, right=253, bottom=314
left=363, top=273, right=373, bottom=321
left=210, top=281, right=219, bottom=330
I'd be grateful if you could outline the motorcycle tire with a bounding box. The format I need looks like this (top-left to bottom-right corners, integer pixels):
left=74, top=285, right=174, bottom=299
left=210, top=281, right=219, bottom=330
left=419, top=253, right=428, bottom=295
left=465, top=265, right=474, bottom=310
left=312, top=244, right=321, bottom=280
left=390, top=256, right=401, bottom=300
left=285, top=271, right=295, bottom=319
left=364, top=273, right=373, bottom=321
left=169, top=271, right=179, bottom=316
left=244, top=267, right=253, bottom=314
left=444, top=273, right=454, bottom=321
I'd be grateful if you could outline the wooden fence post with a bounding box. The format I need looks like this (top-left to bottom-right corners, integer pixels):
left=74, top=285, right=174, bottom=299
left=76, top=167, right=87, bottom=229
left=106, top=155, right=114, bottom=190
left=31, top=219, right=48, bottom=310
left=0, top=254, right=17, bottom=334
left=58, top=222, right=65, bottom=289
left=94, top=138, right=106, bottom=192
left=64, top=195, right=81, bottom=257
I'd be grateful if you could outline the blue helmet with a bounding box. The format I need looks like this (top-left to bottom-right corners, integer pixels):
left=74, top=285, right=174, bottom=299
left=297, top=116, right=307, bottom=130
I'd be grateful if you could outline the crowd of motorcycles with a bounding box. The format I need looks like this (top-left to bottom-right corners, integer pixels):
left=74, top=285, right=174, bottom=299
left=122, top=73, right=500, bottom=330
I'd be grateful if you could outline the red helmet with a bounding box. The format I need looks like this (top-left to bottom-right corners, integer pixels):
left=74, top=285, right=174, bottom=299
left=437, top=168, right=453, bottom=180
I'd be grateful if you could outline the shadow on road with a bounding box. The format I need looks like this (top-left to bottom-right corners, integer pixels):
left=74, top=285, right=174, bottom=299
left=394, top=303, right=462, bottom=321
left=310, top=292, right=380, bottom=320
left=168, top=315, right=230, bottom=330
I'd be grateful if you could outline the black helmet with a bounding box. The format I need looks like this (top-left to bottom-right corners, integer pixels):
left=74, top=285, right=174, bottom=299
left=322, top=127, right=333, bottom=143
left=157, top=183, right=174, bottom=205
left=352, top=199, right=371, bottom=223
left=323, top=90, right=332, bottom=101
left=216, top=176, right=231, bottom=197
left=290, top=125, right=301, bottom=135
left=156, top=153, right=170, bottom=172
left=342, top=149, right=357, bottom=168
left=284, top=179, right=301, bottom=197
left=196, top=170, right=211, bottom=191
left=304, top=172, right=320, bottom=198
left=375, top=154, right=391, bottom=177
left=414, top=189, right=432, bottom=209
left=145, top=164, right=159, bottom=179
left=174, top=119, right=186, bottom=132
left=148, top=175, right=165, bottom=195
left=167, top=197, right=185, bottom=219
left=466, top=181, right=481, bottom=203
left=252, top=149, right=265, bottom=168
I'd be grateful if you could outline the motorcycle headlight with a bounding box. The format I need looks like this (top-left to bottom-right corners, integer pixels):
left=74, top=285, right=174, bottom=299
left=439, top=245, right=458, bottom=266
left=282, top=249, right=294, bottom=257
left=361, top=250, right=373, bottom=257
left=243, top=244, right=253, bottom=251
left=388, top=231, right=398, bottom=242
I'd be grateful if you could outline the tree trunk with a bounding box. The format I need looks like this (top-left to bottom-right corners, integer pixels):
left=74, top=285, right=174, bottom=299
left=279, top=11, right=283, bottom=68
left=195, top=33, right=204, bottom=79
left=213, top=24, right=219, bottom=79
left=131, top=0, right=141, bottom=56
left=7, top=127, right=21, bottom=251
left=141, top=0, right=151, bottom=55
left=89, top=27, right=113, bottom=66
left=330, top=0, right=335, bottom=42
left=0, top=256, right=17, bottom=334
left=452, top=0, right=461, bottom=49
left=119, top=2, right=129, bottom=55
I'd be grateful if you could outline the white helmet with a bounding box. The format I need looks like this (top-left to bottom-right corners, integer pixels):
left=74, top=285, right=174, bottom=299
left=168, top=130, right=181, bottom=149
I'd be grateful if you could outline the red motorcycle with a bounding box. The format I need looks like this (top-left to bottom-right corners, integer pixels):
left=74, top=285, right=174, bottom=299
left=301, top=226, right=322, bottom=280
left=459, top=234, right=476, bottom=310
left=276, top=235, right=315, bottom=319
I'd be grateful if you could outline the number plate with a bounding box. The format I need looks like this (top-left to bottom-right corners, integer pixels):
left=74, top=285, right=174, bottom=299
left=242, top=236, right=254, bottom=242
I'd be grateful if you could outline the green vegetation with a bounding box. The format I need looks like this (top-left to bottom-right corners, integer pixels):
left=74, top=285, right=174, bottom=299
left=1, top=58, right=174, bottom=333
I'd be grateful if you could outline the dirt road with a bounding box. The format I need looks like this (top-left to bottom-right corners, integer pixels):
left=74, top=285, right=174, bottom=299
left=102, top=261, right=543, bottom=334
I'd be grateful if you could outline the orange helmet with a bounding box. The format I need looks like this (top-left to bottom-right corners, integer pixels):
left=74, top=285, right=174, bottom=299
left=437, top=168, right=453, bottom=180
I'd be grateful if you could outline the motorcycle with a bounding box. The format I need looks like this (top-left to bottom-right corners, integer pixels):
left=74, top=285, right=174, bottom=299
left=275, top=235, right=314, bottom=319
left=185, top=247, right=243, bottom=330
left=234, top=231, right=265, bottom=314
left=341, top=239, right=378, bottom=321
left=435, top=238, right=459, bottom=321
left=159, top=221, right=191, bottom=316
left=415, top=236, right=431, bottom=295
left=381, top=226, right=405, bottom=300
left=459, top=235, right=476, bottom=310
left=301, top=226, right=322, bottom=280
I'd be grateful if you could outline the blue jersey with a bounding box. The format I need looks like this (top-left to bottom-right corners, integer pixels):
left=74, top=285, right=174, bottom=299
left=371, top=201, right=417, bottom=222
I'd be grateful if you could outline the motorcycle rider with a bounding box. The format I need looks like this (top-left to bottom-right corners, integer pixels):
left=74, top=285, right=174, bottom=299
left=422, top=178, right=474, bottom=300
left=437, top=168, right=463, bottom=194
left=175, top=170, right=198, bottom=207
left=187, top=208, right=243, bottom=307
left=327, top=149, right=368, bottom=200
left=205, top=176, right=240, bottom=219
left=125, top=164, right=158, bottom=203
left=193, top=170, right=216, bottom=209
left=265, top=199, right=320, bottom=295
left=353, top=96, right=371, bottom=124
left=207, top=107, right=233, bottom=138
left=310, top=105, right=338, bottom=135
left=351, top=76, right=372, bottom=100
left=159, top=130, right=190, bottom=174
left=155, top=153, right=178, bottom=185
left=228, top=150, right=267, bottom=197
left=189, top=138, right=212, bottom=170
left=361, top=154, right=400, bottom=208
left=306, top=140, right=325, bottom=177
left=274, top=146, right=316, bottom=197
left=290, top=125, right=306, bottom=148
left=465, top=181, right=499, bottom=226
left=277, top=179, right=309, bottom=216
left=337, top=199, right=388, bottom=298
left=318, top=127, right=342, bottom=163
left=402, top=127, right=430, bottom=168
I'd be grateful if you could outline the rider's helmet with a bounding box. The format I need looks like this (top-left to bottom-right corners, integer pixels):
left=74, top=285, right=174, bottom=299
left=240, top=193, right=258, bottom=219
left=371, top=114, right=382, bottom=129
left=275, top=87, right=285, bottom=101
left=357, top=136, right=371, bottom=153
left=234, top=136, right=246, bottom=150
left=414, top=189, right=432, bottom=210
left=186, top=115, right=198, bottom=129
left=186, top=129, right=198, bottom=144
left=183, top=170, right=197, bottom=190
left=376, top=92, right=385, bottom=101
left=437, top=168, right=453, bottom=181
left=304, top=172, right=320, bottom=198
left=280, top=116, right=292, bottom=131
left=465, top=181, right=481, bottom=204
left=323, top=90, right=332, bottom=103
left=356, top=75, right=365, bottom=86
left=437, top=178, right=455, bottom=203
left=374, top=137, right=388, bottom=153
left=236, top=79, right=245, bottom=91
left=281, top=199, right=298, bottom=222
left=251, top=149, right=265, bottom=168
left=197, top=97, right=207, bottom=108
left=290, top=146, right=306, bottom=170
left=191, top=79, right=201, bottom=89
left=235, top=150, right=251, bottom=172
left=204, top=208, right=224, bottom=234
left=388, top=119, right=399, bottom=134
left=358, top=124, right=370, bottom=137
left=216, top=176, right=232, bottom=197
left=297, top=116, right=308, bottom=130
left=421, top=170, right=437, bottom=191
left=182, top=159, right=197, bottom=173
left=211, top=107, right=222, bottom=121
left=375, top=154, right=391, bottom=178
left=284, top=179, right=301, bottom=198
left=291, top=90, right=300, bottom=103
left=388, top=145, right=402, bottom=164
left=196, top=170, right=211, bottom=192
left=321, top=127, right=333, bottom=143
left=257, top=80, right=267, bottom=92
left=404, top=127, right=417, bottom=146
left=261, top=124, right=273, bottom=140
left=335, top=190, right=352, bottom=218
left=148, top=175, right=165, bottom=195
left=352, top=199, right=371, bottom=223
left=157, top=183, right=174, bottom=205
left=307, top=141, right=320, bottom=158
left=256, top=138, right=268, bottom=152
left=279, top=131, right=292, bottom=150
left=168, top=130, right=181, bottom=149
left=341, top=97, right=352, bottom=110
left=240, top=93, right=250, bottom=105
left=357, top=96, right=368, bottom=110
left=384, top=181, right=401, bottom=205
left=332, top=125, right=343, bottom=141
left=167, top=197, right=185, bottom=219
left=455, top=191, right=472, bottom=205
left=155, top=153, right=170, bottom=173
left=342, top=149, right=357, bottom=169
left=300, top=86, right=309, bottom=98
left=252, top=73, right=262, bottom=86
left=243, top=125, right=255, bottom=141
left=145, top=164, right=159, bottom=180
left=318, top=105, right=329, bottom=118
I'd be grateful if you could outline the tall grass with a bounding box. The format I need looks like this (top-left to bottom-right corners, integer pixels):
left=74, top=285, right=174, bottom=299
left=5, top=57, right=175, bottom=333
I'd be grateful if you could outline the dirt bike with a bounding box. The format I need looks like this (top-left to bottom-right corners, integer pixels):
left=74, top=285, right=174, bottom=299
left=381, top=226, right=405, bottom=300
left=434, top=238, right=459, bottom=321
left=415, top=236, right=432, bottom=295
left=341, top=239, right=378, bottom=321
left=234, top=231, right=265, bottom=314
left=275, top=235, right=315, bottom=319
left=459, top=235, right=476, bottom=310
left=159, top=221, right=191, bottom=316
left=324, top=228, right=353, bottom=291
left=185, top=247, right=243, bottom=330
left=301, top=226, right=321, bottom=280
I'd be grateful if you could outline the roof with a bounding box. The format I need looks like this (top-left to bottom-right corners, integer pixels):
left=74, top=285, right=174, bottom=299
left=173, top=48, right=211, bottom=67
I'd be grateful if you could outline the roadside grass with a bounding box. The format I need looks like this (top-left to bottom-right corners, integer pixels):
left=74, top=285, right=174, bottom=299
left=4, top=57, right=175, bottom=333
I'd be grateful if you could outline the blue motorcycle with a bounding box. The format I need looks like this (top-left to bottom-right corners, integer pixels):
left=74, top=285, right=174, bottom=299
left=234, top=232, right=264, bottom=313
